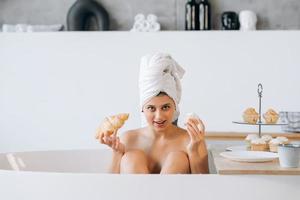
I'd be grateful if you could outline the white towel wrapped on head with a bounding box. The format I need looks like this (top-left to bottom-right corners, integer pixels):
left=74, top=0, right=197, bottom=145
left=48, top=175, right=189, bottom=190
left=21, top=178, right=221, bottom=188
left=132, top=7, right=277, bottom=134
left=139, top=53, right=185, bottom=127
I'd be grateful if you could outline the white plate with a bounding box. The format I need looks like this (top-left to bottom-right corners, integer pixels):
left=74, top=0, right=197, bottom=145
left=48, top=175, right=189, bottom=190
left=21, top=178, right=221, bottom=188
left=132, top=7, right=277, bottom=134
left=220, top=151, right=278, bottom=162
left=226, top=145, right=248, bottom=151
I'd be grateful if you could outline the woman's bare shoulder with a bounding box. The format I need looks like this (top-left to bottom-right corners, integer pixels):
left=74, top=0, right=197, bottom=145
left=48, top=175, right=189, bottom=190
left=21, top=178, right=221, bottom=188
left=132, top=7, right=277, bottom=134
left=176, top=126, right=189, bottom=136
left=120, top=128, right=145, bottom=143
left=174, top=126, right=190, bottom=143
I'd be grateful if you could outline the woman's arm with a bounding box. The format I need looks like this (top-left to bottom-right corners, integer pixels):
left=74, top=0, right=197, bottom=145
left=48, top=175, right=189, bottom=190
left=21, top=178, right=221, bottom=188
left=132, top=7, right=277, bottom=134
left=97, top=131, right=126, bottom=173
left=187, top=140, right=209, bottom=174
left=106, top=131, right=133, bottom=173
left=108, top=151, right=124, bottom=173
left=186, top=118, right=209, bottom=174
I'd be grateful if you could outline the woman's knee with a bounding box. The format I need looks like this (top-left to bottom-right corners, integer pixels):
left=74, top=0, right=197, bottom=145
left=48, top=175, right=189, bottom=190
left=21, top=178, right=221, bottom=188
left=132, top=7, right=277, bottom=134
left=122, top=149, right=147, bottom=161
left=120, top=149, right=149, bottom=173
left=166, top=151, right=189, bottom=164
left=161, top=151, right=190, bottom=174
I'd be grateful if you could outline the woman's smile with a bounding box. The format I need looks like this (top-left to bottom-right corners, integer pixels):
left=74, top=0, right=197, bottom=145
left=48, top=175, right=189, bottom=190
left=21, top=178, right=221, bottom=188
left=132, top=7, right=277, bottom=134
left=153, top=120, right=167, bottom=128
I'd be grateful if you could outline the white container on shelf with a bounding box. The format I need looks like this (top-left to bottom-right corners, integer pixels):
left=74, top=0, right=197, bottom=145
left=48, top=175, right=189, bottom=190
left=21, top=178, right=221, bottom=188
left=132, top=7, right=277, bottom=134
left=278, top=144, right=300, bottom=168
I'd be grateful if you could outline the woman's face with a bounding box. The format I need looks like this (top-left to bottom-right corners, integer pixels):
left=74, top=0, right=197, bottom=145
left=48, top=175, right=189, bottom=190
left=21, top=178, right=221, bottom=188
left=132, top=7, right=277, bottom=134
left=142, top=95, right=176, bottom=132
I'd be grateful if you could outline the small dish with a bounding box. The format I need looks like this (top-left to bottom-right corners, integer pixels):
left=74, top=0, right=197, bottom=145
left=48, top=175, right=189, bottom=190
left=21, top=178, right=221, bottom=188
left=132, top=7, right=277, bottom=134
left=226, top=145, right=248, bottom=151
left=220, top=151, right=278, bottom=162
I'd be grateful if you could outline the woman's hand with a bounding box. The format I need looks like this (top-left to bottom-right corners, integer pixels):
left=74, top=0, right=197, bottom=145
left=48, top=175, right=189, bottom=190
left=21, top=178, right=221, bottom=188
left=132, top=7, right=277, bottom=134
left=96, top=131, right=125, bottom=155
left=185, top=117, right=205, bottom=154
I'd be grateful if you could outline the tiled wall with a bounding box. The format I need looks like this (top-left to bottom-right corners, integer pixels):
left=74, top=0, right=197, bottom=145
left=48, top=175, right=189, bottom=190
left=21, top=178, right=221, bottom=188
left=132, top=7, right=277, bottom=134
left=0, top=0, right=300, bottom=30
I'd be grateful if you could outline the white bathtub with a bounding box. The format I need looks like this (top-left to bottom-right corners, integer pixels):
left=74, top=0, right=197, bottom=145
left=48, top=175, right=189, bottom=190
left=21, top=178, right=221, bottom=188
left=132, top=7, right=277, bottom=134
left=0, top=148, right=219, bottom=174
left=0, top=149, right=299, bottom=200
left=0, top=149, right=112, bottom=173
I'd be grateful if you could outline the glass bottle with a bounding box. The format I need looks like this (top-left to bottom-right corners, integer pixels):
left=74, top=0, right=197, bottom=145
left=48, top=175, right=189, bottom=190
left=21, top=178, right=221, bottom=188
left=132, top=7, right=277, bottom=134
left=185, top=0, right=197, bottom=30
left=198, top=0, right=211, bottom=30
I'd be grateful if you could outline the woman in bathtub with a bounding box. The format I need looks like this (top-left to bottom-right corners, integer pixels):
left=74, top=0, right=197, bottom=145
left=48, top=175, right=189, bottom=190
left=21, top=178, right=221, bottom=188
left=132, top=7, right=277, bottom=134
left=97, top=53, right=208, bottom=174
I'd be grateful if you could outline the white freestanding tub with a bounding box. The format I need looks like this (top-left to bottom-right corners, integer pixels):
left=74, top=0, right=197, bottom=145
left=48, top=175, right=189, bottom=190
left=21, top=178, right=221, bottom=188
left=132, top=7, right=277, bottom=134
left=0, top=149, right=112, bottom=173
left=0, top=149, right=300, bottom=200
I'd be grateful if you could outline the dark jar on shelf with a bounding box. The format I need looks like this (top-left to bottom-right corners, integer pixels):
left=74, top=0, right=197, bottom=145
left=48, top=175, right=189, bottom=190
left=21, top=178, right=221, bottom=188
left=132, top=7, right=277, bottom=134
left=221, top=11, right=240, bottom=30
left=198, top=0, right=211, bottom=30
left=185, top=0, right=196, bottom=30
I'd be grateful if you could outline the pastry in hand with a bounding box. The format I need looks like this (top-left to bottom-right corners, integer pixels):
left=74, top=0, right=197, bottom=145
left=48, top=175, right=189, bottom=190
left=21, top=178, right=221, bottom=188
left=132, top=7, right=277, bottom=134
left=95, top=113, right=129, bottom=139
left=243, top=108, right=259, bottom=124
left=263, top=109, right=279, bottom=124
left=185, top=113, right=205, bottom=131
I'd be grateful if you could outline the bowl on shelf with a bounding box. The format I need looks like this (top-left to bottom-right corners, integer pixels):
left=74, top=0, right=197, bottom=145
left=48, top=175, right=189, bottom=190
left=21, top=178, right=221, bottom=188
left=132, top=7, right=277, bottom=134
left=279, top=112, right=300, bottom=133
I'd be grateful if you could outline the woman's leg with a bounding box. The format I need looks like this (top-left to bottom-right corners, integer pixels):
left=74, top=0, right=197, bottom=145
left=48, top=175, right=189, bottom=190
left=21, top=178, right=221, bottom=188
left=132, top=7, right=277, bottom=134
left=120, top=149, right=149, bottom=174
left=160, top=151, right=190, bottom=174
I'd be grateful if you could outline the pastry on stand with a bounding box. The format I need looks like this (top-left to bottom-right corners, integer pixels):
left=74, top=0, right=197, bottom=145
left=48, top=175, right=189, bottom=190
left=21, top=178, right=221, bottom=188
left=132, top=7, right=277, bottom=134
left=243, top=107, right=259, bottom=124
left=263, top=109, right=279, bottom=124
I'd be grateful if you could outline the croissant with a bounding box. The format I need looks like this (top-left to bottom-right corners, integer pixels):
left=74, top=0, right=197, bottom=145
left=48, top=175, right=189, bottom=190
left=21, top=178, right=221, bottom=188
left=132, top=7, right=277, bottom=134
left=95, top=113, right=129, bottom=139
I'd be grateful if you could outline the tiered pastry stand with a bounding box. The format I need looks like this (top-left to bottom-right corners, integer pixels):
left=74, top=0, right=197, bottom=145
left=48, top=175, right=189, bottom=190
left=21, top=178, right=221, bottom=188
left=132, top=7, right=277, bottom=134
left=233, top=83, right=287, bottom=137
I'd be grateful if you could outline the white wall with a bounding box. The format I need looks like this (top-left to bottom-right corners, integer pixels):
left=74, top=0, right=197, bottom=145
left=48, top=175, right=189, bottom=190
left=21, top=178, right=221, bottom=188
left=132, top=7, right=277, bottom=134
left=1, top=31, right=300, bottom=152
